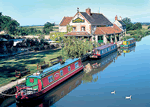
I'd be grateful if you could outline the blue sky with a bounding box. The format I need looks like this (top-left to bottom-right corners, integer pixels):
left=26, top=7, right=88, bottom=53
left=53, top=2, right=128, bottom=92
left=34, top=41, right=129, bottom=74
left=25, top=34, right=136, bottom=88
left=0, top=0, right=150, bottom=26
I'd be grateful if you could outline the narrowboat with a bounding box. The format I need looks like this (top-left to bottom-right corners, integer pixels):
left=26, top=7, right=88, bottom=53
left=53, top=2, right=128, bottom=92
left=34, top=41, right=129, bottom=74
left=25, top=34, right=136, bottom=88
left=15, top=58, right=83, bottom=103
left=89, top=43, right=117, bottom=59
left=120, top=38, right=136, bottom=48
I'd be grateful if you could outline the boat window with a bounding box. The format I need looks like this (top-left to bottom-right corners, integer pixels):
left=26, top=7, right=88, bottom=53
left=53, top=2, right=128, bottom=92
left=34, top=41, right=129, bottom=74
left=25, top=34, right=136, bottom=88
left=30, top=78, right=34, bottom=83
left=107, top=48, right=109, bottom=51
left=75, top=62, right=79, bottom=69
left=111, top=46, right=113, bottom=50
left=95, top=50, right=97, bottom=54
left=60, top=70, right=63, bottom=76
left=48, top=75, right=53, bottom=83
left=99, top=50, right=100, bottom=54
left=68, top=66, right=71, bottom=71
left=101, top=50, right=103, bottom=54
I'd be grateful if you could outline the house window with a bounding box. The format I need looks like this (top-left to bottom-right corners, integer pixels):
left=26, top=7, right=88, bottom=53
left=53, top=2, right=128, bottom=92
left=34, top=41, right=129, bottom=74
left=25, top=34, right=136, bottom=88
left=73, top=27, right=76, bottom=31
left=60, top=70, right=63, bottom=76
left=68, top=66, right=71, bottom=71
left=75, top=62, right=79, bottom=69
left=81, top=26, right=85, bottom=31
left=48, top=75, right=53, bottom=83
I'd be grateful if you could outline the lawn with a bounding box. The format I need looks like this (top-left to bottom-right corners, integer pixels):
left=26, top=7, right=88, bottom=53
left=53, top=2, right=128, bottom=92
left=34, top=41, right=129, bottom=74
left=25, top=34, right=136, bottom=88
left=0, top=48, right=63, bottom=87
left=142, top=25, right=149, bottom=29
left=22, top=25, right=59, bottom=32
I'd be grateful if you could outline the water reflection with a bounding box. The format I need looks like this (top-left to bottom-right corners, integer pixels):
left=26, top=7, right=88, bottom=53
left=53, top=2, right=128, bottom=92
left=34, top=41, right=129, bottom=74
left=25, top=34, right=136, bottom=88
left=118, top=46, right=136, bottom=57
left=82, top=51, right=119, bottom=83
left=16, top=71, right=83, bottom=107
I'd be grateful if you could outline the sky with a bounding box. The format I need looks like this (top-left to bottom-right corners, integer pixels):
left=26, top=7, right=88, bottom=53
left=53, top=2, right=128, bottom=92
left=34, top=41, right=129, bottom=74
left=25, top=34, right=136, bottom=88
left=0, top=0, right=150, bottom=26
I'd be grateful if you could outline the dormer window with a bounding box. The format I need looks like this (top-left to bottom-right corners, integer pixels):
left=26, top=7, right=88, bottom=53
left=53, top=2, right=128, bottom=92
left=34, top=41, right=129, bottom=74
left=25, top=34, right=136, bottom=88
left=81, top=26, right=85, bottom=31
left=73, top=27, right=76, bottom=31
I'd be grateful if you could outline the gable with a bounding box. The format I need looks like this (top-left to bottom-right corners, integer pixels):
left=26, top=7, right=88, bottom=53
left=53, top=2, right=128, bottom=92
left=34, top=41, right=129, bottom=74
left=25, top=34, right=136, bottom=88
left=60, top=17, right=73, bottom=26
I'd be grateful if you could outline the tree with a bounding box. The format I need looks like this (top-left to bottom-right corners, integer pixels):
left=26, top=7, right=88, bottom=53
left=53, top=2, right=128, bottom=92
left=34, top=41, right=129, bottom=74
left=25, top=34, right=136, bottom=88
left=43, top=22, right=53, bottom=34
left=63, top=37, right=93, bottom=58
left=67, top=25, right=73, bottom=33
left=122, top=17, right=131, bottom=24
left=133, top=23, right=142, bottom=30
left=7, top=20, right=20, bottom=35
left=148, top=26, right=150, bottom=29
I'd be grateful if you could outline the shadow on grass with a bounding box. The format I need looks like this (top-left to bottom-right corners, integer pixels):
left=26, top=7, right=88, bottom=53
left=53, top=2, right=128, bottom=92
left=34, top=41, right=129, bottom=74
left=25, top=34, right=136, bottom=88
left=0, top=49, right=61, bottom=80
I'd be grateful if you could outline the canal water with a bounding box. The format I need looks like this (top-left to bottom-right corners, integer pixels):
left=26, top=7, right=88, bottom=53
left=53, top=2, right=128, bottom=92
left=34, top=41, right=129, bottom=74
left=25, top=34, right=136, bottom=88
left=3, top=35, right=150, bottom=107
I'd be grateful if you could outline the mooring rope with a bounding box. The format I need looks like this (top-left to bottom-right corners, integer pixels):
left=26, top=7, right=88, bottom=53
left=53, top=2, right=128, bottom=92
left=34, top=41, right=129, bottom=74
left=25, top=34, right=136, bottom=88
left=0, top=92, right=17, bottom=96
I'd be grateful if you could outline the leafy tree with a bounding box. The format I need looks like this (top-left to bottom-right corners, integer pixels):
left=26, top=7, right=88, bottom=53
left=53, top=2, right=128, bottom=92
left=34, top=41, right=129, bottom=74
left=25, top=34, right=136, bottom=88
left=63, top=37, right=93, bottom=58
left=148, top=26, right=150, bottom=29
left=122, top=17, right=131, bottom=24
left=133, top=23, right=142, bottom=30
left=67, top=25, right=73, bottom=33
left=122, top=17, right=142, bottom=31
left=43, top=22, right=54, bottom=34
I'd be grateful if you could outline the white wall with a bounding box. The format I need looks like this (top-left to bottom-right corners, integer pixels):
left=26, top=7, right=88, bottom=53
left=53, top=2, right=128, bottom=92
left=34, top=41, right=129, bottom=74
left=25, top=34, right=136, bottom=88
left=59, top=26, right=67, bottom=32
left=69, top=13, right=91, bottom=33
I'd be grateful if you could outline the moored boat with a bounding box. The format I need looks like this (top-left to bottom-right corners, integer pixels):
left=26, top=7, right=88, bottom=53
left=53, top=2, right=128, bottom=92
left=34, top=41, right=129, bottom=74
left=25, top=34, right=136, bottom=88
left=120, top=38, right=136, bottom=48
left=15, top=58, right=83, bottom=103
left=89, top=43, right=117, bottom=59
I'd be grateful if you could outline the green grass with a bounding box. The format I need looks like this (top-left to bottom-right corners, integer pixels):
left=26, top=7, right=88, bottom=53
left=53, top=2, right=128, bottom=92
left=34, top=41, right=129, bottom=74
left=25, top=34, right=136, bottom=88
left=22, top=25, right=59, bottom=32
left=23, top=26, right=44, bottom=31
left=0, top=48, right=65, bottom=87
left=122, top=29, right=150, bottom=41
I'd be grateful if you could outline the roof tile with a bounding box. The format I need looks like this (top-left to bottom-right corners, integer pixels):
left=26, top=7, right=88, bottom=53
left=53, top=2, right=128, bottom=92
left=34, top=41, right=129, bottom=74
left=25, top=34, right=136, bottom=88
left=60, top=17, right=73, bottom=26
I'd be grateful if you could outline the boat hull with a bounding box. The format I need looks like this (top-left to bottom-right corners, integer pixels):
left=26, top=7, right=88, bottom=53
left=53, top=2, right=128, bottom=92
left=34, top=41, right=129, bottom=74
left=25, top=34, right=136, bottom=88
left=16, top=65, right=83, bottom=103
left=120, top=42, right=136, bottom=48
left=90, top=48, right=117, bottom=59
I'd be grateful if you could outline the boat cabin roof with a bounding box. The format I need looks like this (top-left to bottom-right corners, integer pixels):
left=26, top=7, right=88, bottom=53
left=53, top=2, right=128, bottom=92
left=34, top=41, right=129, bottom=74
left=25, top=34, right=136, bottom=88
left=27, top=58, right=80, bottom=78
left=94, top=44, right=115, bottom=50
left=126, top=38, right=135, bottom=41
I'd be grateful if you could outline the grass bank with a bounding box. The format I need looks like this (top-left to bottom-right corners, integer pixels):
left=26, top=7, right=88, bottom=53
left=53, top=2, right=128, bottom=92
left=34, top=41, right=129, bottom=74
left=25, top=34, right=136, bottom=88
left=122, top=29, right=150, bottom=41
left=0, top=49, right=65, bottom=87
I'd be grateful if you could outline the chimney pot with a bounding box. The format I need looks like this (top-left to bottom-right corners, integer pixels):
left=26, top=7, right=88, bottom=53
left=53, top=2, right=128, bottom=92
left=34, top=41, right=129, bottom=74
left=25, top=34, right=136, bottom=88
left=115, top=15, right=118, bottom=20
left=120, top=16, right=122, bottom=20
left=86, top=8, right=91, bottom=16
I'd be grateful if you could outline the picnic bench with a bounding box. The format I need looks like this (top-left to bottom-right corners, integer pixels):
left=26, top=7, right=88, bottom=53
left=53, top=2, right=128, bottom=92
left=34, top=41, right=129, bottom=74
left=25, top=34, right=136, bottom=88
left=15, top=68, right=30, bottom=78
left=50, top=56, right=62, bottom=65
left=37, top=61, right=49, bottom=70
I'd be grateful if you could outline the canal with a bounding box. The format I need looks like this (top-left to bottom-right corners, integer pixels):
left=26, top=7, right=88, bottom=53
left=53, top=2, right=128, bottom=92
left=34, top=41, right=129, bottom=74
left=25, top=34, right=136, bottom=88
left=2, top=35, right=150, bottom=107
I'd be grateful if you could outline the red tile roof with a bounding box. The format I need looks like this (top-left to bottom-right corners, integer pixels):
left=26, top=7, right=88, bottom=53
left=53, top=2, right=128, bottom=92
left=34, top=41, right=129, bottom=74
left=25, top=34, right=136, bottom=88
left=113, top=24, right=123, bottom=33
left=65, top=32, right=90, bottom=36
left=94, top=24, right=123, bottom=35
left=60, top=17, right=73, bottom=26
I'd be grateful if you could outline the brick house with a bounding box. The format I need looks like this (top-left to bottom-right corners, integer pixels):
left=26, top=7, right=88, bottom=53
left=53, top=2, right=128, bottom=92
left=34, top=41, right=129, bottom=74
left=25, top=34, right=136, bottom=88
left=59, top=8, right=124, bottom=44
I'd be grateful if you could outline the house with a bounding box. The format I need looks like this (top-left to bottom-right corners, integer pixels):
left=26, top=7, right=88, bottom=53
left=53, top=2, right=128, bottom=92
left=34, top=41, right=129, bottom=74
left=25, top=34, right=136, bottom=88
left=59, top=8, right=124, bottom=44
left=59, top=17, right=73, bottom=32
left=113, top=15, right=126, bottom=35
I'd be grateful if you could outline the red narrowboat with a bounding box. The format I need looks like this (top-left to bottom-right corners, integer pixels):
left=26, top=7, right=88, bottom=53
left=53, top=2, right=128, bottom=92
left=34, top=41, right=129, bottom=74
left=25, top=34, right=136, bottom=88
left=15, top=58, right=83, bottom=103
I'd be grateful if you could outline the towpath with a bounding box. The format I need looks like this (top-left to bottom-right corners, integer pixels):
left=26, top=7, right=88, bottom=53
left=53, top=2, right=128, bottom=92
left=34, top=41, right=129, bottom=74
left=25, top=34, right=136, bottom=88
left=0, top=78, right=25, bottom=93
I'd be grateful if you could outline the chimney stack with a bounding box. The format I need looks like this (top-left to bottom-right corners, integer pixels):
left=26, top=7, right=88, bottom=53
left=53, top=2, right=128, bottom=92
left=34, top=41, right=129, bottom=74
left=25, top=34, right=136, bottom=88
left=86, top=8, right=91, bottom=16
left=115, top=15, right=118, bottom=20
left=119, top=16, right=122, bottom=20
